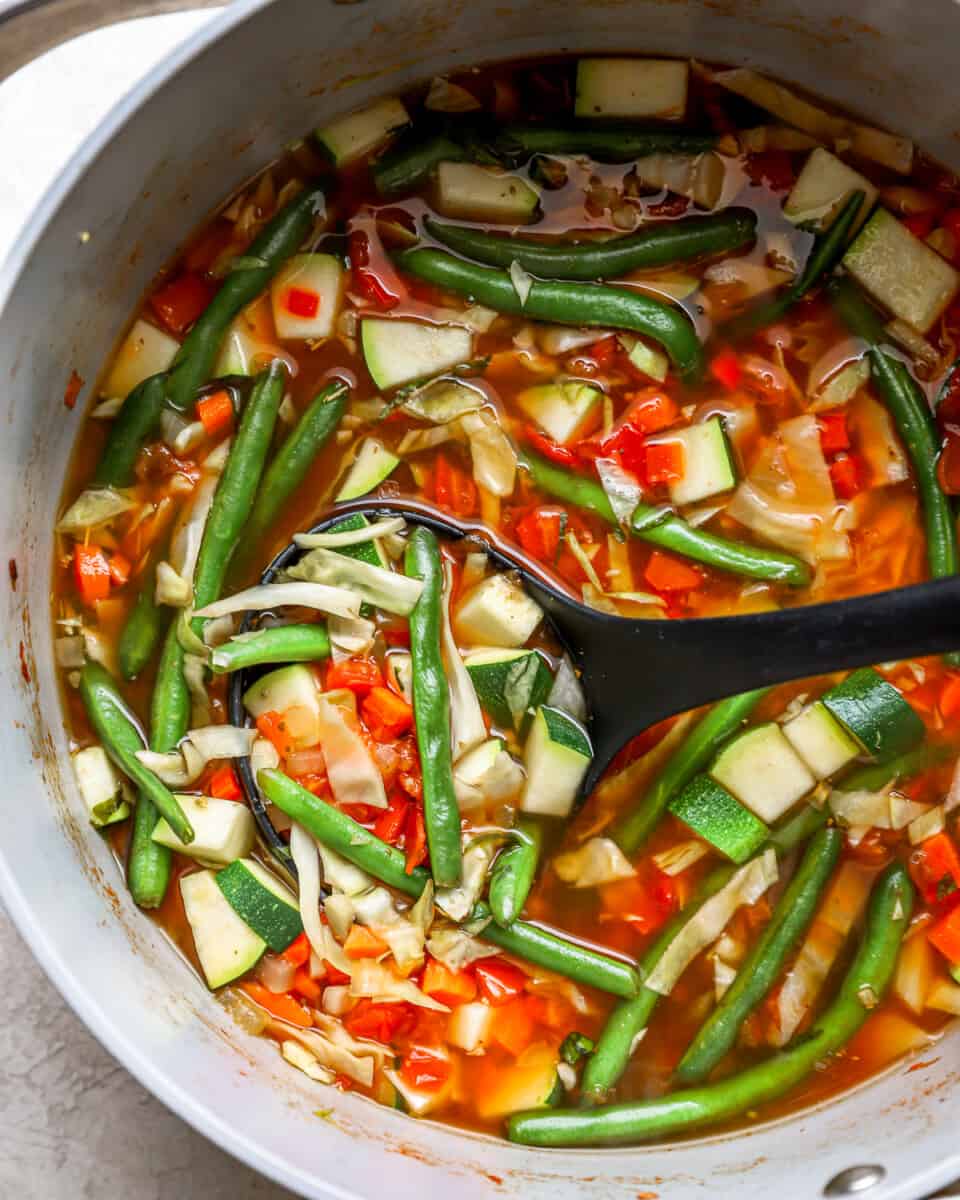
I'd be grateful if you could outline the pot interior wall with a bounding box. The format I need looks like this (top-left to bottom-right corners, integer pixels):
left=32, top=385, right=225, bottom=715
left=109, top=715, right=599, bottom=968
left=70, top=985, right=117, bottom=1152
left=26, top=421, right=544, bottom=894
left=0, top=2, right=958, bottom=1198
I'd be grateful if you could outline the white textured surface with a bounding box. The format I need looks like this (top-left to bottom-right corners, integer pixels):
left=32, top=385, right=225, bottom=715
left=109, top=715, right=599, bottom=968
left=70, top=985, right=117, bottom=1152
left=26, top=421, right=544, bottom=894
left=0, top=14, right=294, bottom=1197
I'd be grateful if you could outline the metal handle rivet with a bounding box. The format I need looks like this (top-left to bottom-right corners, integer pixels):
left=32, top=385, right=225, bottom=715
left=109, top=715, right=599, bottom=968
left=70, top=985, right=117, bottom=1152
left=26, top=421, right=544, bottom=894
left=824, top=1165, right=887, bottom=1196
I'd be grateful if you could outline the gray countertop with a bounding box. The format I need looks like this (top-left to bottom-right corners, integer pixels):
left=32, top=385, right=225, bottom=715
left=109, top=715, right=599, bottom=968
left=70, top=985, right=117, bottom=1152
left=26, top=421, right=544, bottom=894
left=0, top=13, right=292, bottom=1196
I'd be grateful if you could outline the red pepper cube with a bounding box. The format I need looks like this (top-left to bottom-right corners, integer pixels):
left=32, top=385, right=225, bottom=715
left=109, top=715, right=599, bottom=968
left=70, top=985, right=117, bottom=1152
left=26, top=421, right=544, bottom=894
left=286, top=286, right=320, bottom=319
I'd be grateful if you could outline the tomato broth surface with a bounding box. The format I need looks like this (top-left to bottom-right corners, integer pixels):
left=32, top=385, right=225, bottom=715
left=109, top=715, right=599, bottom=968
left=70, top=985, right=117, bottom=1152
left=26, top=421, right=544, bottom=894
left=54, top=55, right=960, bottom=1145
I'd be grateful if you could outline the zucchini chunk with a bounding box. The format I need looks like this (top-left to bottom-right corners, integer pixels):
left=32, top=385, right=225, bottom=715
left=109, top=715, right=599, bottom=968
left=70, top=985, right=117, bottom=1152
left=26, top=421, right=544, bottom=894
left=243, top=664, right=323, bottom=750
left=651, top=417, right=737, bottom=507
left=521, top=705, right=592, bottom=818
left=270, top=254, right=344, bottom=341
left=455, top=574, right=544, bottom=648
left=152, top=794, right=256, bottom=866
left=782, top=701, right=860, bottom=779
left=216, top=858, right=303, bottom=952
left=181, top=869, right=266, bottom=989
left=465, top=648, right=553, bottom=730
left=335, top=438, right=401, bottom=502
left=575, top=58, right=688, bottom=121
left=516, top=381, right=603, bottom=447
left=668, top=775, right=769, bottom=864
left=361, top=318, right=473, bottom=391
left=821, top=667, right=925, bottom=762
left=316, top=97, right=410, bottom=166
left=710, top=723, right=816, bottom=822
left=433, top=162, right=540, bottom=224
left=784, top=148, right=877, bottom=233
left=72, top=745, right=130, bottom=828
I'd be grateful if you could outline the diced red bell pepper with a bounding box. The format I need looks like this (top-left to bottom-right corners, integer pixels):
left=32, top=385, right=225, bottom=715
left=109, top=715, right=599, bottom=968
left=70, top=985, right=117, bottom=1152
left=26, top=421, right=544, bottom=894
left=404, top=804, right=428, bottom=874
left=601, top=864, right=678, bottom=935
left=643, top=440, right=685, bottom=486
left=433, top=453, right=478, bottom=517
left=940, top=674, right=960, bottom=721
left=373, top=793, right=410, bottom=845
left=325, top=657, right=383, bottom=695
left=522, top=425, right=583, bottom=468
left=902, top=212, right=937, bottom=240
left=282, top=931, right=312, bottom=967
left=362, top=686, right=414, bottom=742
left=285, top=286, right=320, bottom=318
left=744, top=150, right=795, bottom=192
left=937, top=431, right=960, bottom=494
left=348, top=229, right=404, bottom=310
left=709, top=348, right=743, bottom=391
left=515, top=506, right=564, bottom=563
left=150, top=272, right=215, bottom=335
left=644, top=550, right=703, bottom=593
left=73, top=544, right=112, bottom=606
left=818, top=410, right=850, bottom=455
left=421, top=957, right=477, bottom=1006
left=208, top=764, right=242, bottom=801
left=346, top=998, right=417, bottom=1042
left=599, top=422, right=647, bottom=476
left=621, top=390, right=680, bottom=435
left=909, top=831, right=960, bottom=906
left=473, top=959, right=527, bottom=1005
left=829, top=452, right=867, bottom=499
left=399, top=1046, right=452, bottom=1091
left=928, top=905, right=960, bottom=964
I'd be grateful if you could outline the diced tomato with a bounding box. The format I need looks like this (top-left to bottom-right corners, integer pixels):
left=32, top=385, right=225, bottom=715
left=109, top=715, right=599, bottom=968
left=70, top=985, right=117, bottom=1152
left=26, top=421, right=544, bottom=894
left=255, top=711, right=297, bottom=759
left=709, top=348, right=744, bottom=391
left=362, top=686, right=414, bottom=741
left=937, top=431, right=960, bottom=494
left=940, top=674, right=960, bottom=721
left=297, top=772, right=328, bottom=797
left=346, top=998, right=417, bottom=1042
left=818, top=410, right=850, bottom=455
left=902, top=212, right=937, bottom=240
left=348, top=229, right=404, bottom=310
left=601, top=864, right=678, bottom=935
left=588, top=335, right=619, bottom=367
left=325, top=657, right=383, bottom=695
left=240, top=983, right=312, bottom=1027
left=489, top=996, right=536, bottom=1057
left=644, top=550, right=702, bottom=593
left=515, top=506, right=564, bottom=563
left=621, top=389, right=680, bottom=435
left=744, top=150, right=795, bottom=192
left=286, top=286, right=320, bottom=318
left=421, top=957, right=477, bottom=1006
left=940, top=208, right=960, bottom=245
left=108, top=552, right=131, bottom=588
left=473, top=959, right=527, bottom=1005
left=929, top=905, right=960, bottom=964
left=282, top=931, right=312, bottom=967
left=73, top=544, right=112, bottom=606
left=399, top=1046, right=452, bottom=1092
left=150, top=272, right=215, bottom=335
left=373, top=793, right=410, bottom=845
left=522, top=424, right=583, bottom=468
left=829, top=451, right=867, bottom=499
left=291, top=968, right=322, bottom=1004
left=432, top=452, right=478, bottom=517
left=909, top=831, right=960, bottom=906
left=196, top=389, right=235, bottom=437
left=404, top=804, right=428, bottom=874
left=599, top=422, right=647, bottom=476
left=343, top=924, right=390, bottom=959
left=643, top=440, right=685, bottom=486
left=208, top=764, right=242, bottom=801
left=646, top=192, right=690, bottom=218
left=323, top=960, right=352, bottom=987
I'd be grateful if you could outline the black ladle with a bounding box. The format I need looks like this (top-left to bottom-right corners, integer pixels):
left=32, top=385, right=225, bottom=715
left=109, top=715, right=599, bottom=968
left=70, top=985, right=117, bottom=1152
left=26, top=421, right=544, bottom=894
left=229, top=496, right=960, bottom=859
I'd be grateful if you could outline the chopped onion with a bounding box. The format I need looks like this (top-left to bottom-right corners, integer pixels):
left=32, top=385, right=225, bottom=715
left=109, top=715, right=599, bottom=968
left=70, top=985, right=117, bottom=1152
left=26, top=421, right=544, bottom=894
left=294, top=518, right=405, bottom=549
left=258, top=953, right=297, bottom=994
left=509, top=259, right=534, bottom=306
left=554, top=837, right=636, bottom=888
left=894, top=928, right=936, bottom=1015
left=194, top=582, right=361, bottom=620
left=646, top=850, right=778, bottom=995
left=91, top=396, right=125, bottom=419
left=57, top=487, right=136, bottom=534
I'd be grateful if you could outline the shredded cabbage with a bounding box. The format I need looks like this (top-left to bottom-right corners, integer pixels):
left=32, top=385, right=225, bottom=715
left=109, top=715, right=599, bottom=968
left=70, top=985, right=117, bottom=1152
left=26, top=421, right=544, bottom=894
left=294, top=517, right=405, bottom=549
left=315, top=695, right=388, bottom=810
left=547, top=656, right=588, bottom=723
left=155, top=561, right=192, bottom=607
left=348, top=960, right=449, bottom=1011
left=328, top=614, right=376, bottom=660
left=426, top=924, right=500, bottom=971
left=280, top=1039, right=335, bottom=1084
left=440, top=561, right=487, bottom=761
left=290, top=823, right=327, bottom=961
left=460, top=410, right=518, bottom=496
left=595, top=457, right=643, bottom=527
left=194, top=582, right=361, bottom=620
left=288, top=547, right=423, bottom=616
left=56, top=487, right=136, bottom=534
left=402, top=379, right=485, bottom=423
left=554, top=838, right=636, bottom=888
left=435, top=840, right=496, bottom=922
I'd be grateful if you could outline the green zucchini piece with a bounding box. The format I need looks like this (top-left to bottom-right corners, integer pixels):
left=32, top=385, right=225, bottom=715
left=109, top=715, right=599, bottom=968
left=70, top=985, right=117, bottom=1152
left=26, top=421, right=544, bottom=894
left=821, top=668, right=925, bottom=762
left=710, top=722, right=816, bottom=823
left=669, top=775, right=770, bottom=864
left=216, top=858, right=303, bottom=952
left=465, top=648, right=553, bottom=730
left=181, top=869, right=266, bottom=989
left=521, top=705, right=592, bottom=818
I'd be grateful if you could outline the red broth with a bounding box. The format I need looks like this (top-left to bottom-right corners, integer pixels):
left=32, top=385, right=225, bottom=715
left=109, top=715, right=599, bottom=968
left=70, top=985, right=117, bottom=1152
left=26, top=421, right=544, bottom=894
left=53, top=55, right=959, bottom=1142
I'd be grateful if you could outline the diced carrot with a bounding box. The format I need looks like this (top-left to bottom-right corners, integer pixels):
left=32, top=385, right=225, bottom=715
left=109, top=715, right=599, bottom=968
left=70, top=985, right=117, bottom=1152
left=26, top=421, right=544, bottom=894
left=73, top=544, right=112, bottom=605
left=515, top=506, right=564, bottom=563
left=433, top=453, right=478, bottom=517
left=362, top=686, right=414, bottom=742
left=644, top=550, right=703, bottom=593
left=325, top=657, right=383, bottom=695
left=150, top=272, right=215, bottom=335
left=929, top=905, right=960, bottom=964
left=256, top=711, right=297, bottom=759
left=373, top=793, right=410, bottom=845
left=196, top=389, right=235, bottom=437
left=940, top=674, right=960, bottom=721
left=421, top=957, right=477, bottom=1007
left=345, top=998, right=417, bottom=1042
left=909, top=831, right=960, bottom=906
left=473, top=959, right=527, bottom=1005
left=286, top=286, right=320, bottom=318
left=399, top=1046, right=452, bottom=1091
left=404, top=804, right=428, bottom=873
left=709, top=348, right=743, bottom=390
left=240, top=982, right=312, bottom=1027
left=343, top=924, right=390, bottom=960
left=818, top=410, right=850, bottom=455
left=643, top=440, right=684, bottom=486
left=489, top=996, right=536, bottom=1057
left=208, top=764, right=243, bottom=801
left=108, top=552, right=131, bottom=588
left=291, top=968, right=322, bottom=1004
left=282, top=931, right=311, bottom=967
left=829, top=452, right=868, bottom=499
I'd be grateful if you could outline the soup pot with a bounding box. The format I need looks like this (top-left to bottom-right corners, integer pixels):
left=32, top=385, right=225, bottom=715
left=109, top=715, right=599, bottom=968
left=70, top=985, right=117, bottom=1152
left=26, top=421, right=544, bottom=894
left=1, top=1, right=958, bottom=1196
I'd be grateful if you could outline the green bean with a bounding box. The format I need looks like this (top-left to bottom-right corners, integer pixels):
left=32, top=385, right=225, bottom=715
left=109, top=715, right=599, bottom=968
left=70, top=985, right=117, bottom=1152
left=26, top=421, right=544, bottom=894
left=395, top=247, right=704, bottom=385
left=611, top=689, right=770, bottom=855
left=675, top=827, right=843, bottom=1084
left=128, top=618, right=192, bottom=906
left=374, top=133, right=467, bottom=197
left=79, top=661, right=194, bottom=845
left=520, top=451, right=811, bottom=586
left=164, top=185, right=324, bottom=411
left=210, top=623, right=331, bottom=674
left=474, top=902, right=639, bottom=999
left=488, top=816, right=544, bottom=927
left=93, top=374, right=166, bottom=487
left=259, top=768, right=431, bottom=897
left=725, top=190, right=865, bottom=340
left=260, top=768, right=637, bottom=996
left=117, top=564, right=167, bottom=681
left=425, top=209, right=757, bottom=282
left=841, top=742, right=953, bottom=792
left=493, top=125, right=717, bottom=165
left=191, top=362, right=285, bottom=635
left=511, top=862, right=912, bottom=1145
left=404, top=527, right=462, bottom=887
left=242, top=380, right=349, bottom=556
left=581, top=806, right=826, bottom=1103
left=831, top=277, right=959, bottom=592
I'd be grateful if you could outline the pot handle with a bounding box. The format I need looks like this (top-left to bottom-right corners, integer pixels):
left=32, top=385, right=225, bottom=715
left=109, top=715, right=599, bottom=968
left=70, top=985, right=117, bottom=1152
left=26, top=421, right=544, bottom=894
left=0, top=0, right=226, bottom=83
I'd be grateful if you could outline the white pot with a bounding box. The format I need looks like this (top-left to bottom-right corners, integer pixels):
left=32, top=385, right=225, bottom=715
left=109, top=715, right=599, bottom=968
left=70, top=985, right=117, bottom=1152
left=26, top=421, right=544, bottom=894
left=0, top=2, right=957, bottom=1197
